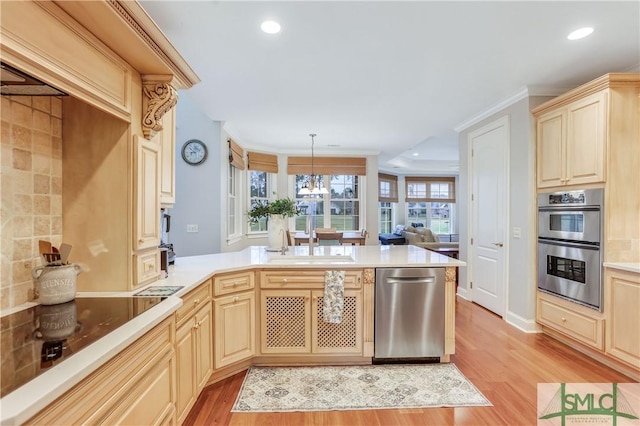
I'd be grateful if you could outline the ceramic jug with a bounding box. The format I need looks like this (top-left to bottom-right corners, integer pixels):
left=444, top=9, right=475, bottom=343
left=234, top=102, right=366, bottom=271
left=32, top=263, right=83, bottom=305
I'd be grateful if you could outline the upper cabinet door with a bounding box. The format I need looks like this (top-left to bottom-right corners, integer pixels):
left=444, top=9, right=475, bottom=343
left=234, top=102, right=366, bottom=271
left=536, top=89, right=608, bottom=189
left=159, top=107, right=177, bottom=206
left=537, top=109, right=566, bottom=188
left=134, top=135, right=161, bottom=251
left=565, top=90, right=608, bottom=186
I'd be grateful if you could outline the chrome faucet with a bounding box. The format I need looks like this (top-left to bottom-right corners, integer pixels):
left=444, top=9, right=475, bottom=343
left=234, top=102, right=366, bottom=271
left=280, top=229, right=288, bottom=255
left=306, top=215, right=314, bottom=255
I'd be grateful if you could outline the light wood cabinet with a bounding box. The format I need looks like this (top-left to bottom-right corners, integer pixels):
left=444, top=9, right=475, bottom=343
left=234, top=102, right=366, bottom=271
left=135, top=135, right=162, bottom=251
left=26, top=318, right=176, bottom=425
left=536, top=291, right=604, bottom=350
left=174, top=282, right=213, bottom=424
left=259, top=270, right=364, bottom=356
left=159, top=107, right=177, bottom=207
left=212, top=271, right=256, bottom=369
left=536, top=90, right=607, bottom=188
left=605, top=268, right=640, bottom=369
left=214, top=291, right=256, bottom=368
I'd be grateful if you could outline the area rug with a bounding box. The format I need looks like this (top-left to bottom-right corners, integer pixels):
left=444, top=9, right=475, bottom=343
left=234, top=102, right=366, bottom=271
left=231, top=364, right=492, bottom=412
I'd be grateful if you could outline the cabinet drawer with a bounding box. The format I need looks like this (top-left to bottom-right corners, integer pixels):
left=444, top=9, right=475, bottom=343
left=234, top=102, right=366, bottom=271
left=213, top=271, right=255, bottom=296
left=135, top=250, right=160, bottom=287
left=260, top=270, right=362, bottom=289
left=175, top=280, right=211, bottom=325
left=538, top=296, right=603, bottom=350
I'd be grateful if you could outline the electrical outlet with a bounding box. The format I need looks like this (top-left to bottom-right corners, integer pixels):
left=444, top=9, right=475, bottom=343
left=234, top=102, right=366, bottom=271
left=187, top=224, right=198, bottom=233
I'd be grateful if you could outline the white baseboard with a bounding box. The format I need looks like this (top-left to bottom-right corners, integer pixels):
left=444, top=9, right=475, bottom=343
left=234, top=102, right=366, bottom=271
left=456, top=287, right=470, bottom=300
left=505, top=310, right=542, bottom=333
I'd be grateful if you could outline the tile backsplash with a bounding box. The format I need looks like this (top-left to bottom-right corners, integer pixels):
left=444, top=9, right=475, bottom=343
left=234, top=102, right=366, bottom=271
left=1, top=96, right=63, bottom=310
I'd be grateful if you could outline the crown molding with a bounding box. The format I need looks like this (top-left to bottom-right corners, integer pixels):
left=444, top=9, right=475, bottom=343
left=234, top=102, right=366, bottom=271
left=453, top=85, right=571, bottom=133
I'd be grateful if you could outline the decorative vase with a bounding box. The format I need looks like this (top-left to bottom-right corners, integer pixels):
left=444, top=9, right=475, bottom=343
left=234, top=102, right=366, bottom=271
left=32, top=263, right=83, bottom=305
left=267, top=214, right=288, bottom=251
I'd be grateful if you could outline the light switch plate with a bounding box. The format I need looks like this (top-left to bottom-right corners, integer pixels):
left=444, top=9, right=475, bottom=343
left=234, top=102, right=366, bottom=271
left=187, top=224, right=198, bottom=233
left=512, top=227, right=521, bottom=239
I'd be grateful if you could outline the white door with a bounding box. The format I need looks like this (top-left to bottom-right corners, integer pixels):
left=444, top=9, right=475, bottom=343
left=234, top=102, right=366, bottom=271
left=469, top=116, right=508, bottom=316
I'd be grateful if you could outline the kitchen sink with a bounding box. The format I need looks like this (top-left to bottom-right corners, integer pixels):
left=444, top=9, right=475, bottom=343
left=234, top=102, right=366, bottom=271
left=267, top=254, right=355, bottom=264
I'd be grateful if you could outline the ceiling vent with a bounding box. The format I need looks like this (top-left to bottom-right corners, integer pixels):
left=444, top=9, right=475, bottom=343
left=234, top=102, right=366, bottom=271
left=1, top=63, right=67, bottom=96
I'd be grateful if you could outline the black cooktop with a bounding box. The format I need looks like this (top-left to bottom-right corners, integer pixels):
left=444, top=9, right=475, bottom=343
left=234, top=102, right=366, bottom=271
left=0, top=297, right=165, bottom=398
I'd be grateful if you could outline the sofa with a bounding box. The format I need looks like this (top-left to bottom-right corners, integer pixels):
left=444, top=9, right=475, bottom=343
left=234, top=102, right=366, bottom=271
left=403, top=225, right=459, bottom=250
left=378, top=225, right=407, bottom=245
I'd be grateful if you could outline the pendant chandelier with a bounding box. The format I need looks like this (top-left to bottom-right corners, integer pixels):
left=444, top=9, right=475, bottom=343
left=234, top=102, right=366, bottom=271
left=298, top=133, right=328, bottom=195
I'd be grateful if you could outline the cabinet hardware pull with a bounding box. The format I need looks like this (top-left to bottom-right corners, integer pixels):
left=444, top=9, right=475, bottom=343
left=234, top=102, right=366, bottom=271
left=561, top=317, right=566, bottom=322
left=139, top=238, right=144, bottom=243
left=234, top=296, right=239, bottom=302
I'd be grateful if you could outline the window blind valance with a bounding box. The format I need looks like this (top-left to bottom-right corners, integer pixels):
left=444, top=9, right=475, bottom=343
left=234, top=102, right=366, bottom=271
left=405, top=176, right=456, bottom=203
left=378, top=173, right=399, bottom=202
left=247, top=151, right=278, bottom=173
left=228, top=138, right=245, bottom=170
left=287, top=157, right=366, bottom=176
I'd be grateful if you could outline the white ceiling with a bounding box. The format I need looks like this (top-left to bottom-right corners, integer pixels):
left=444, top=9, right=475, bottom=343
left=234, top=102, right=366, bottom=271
left=140, top=1, right=639, bottom=175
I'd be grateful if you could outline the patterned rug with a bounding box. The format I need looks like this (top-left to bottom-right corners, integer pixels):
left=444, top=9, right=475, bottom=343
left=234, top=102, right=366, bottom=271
left=231, top=364, right=492, bottom=412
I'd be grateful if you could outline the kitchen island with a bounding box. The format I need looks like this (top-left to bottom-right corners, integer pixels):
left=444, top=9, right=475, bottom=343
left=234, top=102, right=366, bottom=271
left=1, top=245, right=464, bottom=425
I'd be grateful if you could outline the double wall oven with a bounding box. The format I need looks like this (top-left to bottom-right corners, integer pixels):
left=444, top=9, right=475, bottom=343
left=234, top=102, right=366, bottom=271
left=537, top=189, right=603, bottom=311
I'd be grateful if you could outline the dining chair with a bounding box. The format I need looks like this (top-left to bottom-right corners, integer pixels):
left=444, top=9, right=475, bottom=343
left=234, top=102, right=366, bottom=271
left=315, top=227, right=337, bottom=233
left=316, top=232, right=343, bottom=246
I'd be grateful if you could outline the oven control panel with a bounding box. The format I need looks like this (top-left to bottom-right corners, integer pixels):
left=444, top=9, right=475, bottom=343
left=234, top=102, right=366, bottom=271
left=548, top=191, right=586, bottom=205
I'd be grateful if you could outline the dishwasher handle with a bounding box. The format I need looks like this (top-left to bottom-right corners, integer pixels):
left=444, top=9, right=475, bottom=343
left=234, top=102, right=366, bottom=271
left=385, top=277, right=436, bottom=284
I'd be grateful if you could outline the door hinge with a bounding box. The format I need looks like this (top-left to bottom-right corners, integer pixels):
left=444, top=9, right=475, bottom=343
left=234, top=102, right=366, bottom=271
left=470, top=281, right=473, bottom=289
left=471, top=194, right=474, bottom=201
left=471, top=237, right=474, bottom=245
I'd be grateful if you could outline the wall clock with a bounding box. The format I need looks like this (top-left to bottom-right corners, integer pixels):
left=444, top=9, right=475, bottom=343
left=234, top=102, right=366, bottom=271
left=181, top=139, right=208, bottom=165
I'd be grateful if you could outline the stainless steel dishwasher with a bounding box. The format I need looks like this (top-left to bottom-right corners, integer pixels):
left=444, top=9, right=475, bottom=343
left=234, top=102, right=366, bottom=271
left=374, top=267, right=445, bottom=362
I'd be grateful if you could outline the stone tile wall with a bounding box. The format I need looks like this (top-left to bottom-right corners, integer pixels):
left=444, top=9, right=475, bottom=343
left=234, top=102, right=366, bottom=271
left=1, top=96, right=63, bottom=310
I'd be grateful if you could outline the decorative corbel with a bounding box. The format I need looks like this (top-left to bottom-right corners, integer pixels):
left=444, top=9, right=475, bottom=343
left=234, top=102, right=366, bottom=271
left=142, top=75, right=178, bottom=139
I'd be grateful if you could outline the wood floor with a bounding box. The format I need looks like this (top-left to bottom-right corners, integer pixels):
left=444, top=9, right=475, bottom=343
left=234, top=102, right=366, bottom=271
left=184, top=297, right=635, bottom=426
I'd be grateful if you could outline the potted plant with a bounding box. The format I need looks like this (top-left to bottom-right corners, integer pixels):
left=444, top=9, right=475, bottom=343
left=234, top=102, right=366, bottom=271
left=247, top=197, right=301, bottom=250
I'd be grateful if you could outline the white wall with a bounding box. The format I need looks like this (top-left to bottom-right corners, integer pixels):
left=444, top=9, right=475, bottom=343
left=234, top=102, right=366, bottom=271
left=458, top=95, right=553, bottom=331
left=168, top=91, right=222, bottom=257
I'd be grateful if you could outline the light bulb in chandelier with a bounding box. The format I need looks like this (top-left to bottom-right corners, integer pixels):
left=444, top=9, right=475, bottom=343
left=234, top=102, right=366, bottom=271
left=298, top=133, right=328, bottom=195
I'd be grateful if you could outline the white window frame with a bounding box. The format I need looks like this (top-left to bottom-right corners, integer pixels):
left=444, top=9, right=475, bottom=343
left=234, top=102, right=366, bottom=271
left=379, top=201, right=395, bottom=234
left=291, top=174, right=365, bottom=232
left=227, top=164, right=244, bottom=242
left=247, top=170, right=274, bottom=234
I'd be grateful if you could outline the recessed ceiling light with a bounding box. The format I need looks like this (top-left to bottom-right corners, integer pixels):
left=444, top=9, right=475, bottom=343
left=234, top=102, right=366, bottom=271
left=261, top=20, right=281, bottom=34
left=327, top=144, right=340, bottom=147
left=567, top=27, right=593, bottom=40
left=412, top=152, right=419, bottom=157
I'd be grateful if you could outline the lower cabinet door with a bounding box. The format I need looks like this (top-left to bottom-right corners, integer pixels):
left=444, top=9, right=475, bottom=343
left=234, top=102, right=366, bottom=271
left=311, top=290, right=363, bottom=354
left=175, top=320, right=196, bottom=424
left=214, top=291, right=255, bottom=368
left=101, top=355, right=175, bottom=426
left=260, top=290, right=311, bottom=354
left=606, top=269, right=640, bottom=368
left=195, top=303, right=214, bottom=390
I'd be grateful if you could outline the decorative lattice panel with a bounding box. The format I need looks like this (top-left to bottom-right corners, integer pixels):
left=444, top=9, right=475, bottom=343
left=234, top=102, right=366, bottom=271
left=265, top=296, right=307, bottom=348
left=315, top=296, right=357, bottom=349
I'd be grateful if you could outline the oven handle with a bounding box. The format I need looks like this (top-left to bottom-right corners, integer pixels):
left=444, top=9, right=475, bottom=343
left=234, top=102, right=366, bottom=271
left=538, top=206, right=600, bottom=212
left=537, top=238, right=600, bottom=250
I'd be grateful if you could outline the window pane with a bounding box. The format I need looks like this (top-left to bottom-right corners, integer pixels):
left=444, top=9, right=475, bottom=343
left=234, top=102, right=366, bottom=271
left=249, top=171, right=271, bottom=233
left=329, top=175, right=359, bottom=231
left=379, top=201, right=393, bottom=234
left=407, top=183, right=426, bottom=199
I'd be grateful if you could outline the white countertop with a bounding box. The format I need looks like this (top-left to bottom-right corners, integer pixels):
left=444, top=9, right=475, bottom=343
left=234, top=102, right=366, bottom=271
left=603, top=262, right=640, bottom=274
left=1, top=244, right=464, bottom=425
